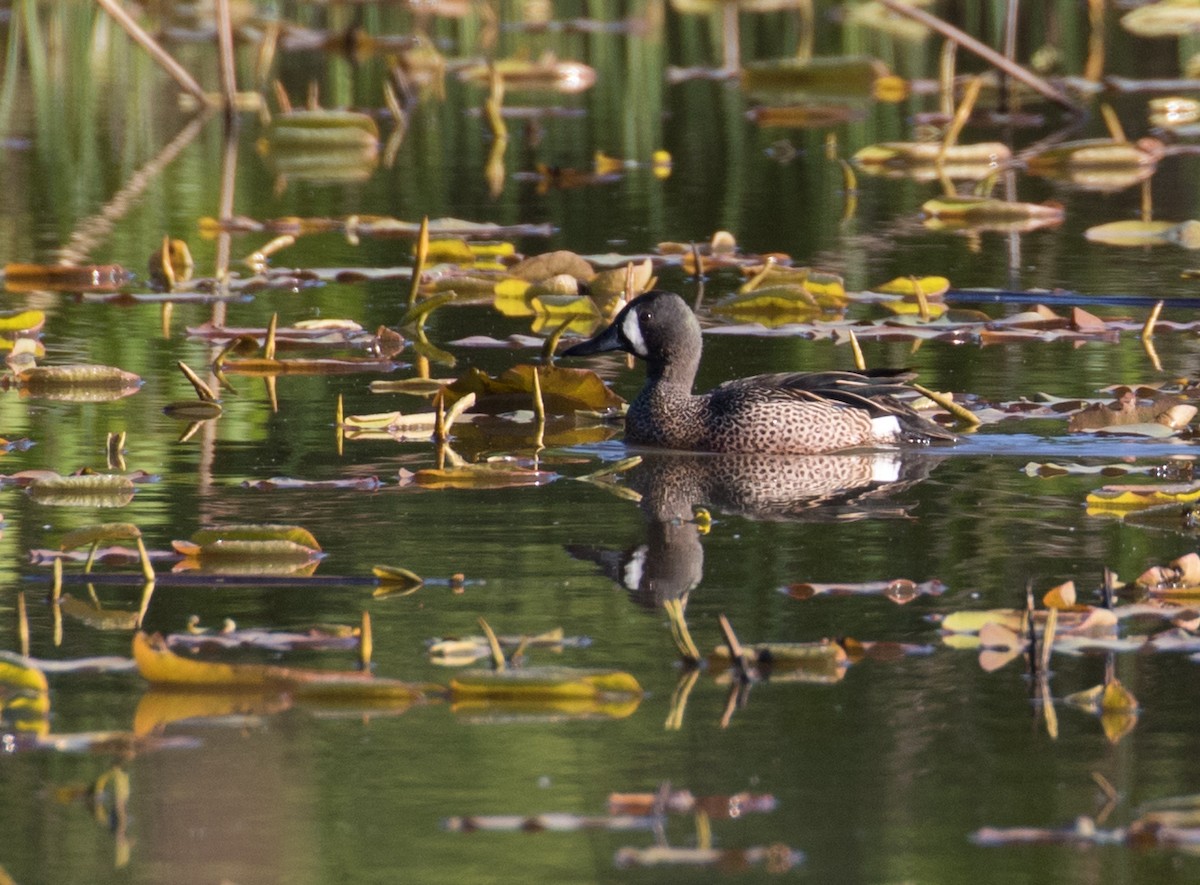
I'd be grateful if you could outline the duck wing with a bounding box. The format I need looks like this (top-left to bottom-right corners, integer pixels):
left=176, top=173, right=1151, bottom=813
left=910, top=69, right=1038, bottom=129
left=711, top=368, right=958, bottom=443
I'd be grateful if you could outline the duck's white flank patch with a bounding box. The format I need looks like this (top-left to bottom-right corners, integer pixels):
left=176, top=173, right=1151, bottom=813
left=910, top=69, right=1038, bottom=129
left=622, top=546, right=648, bottom=590
left=622, top=311, right=649, bottom=357
left=870, top=414, right=901, bottom=441
left=871, top=453, right=902, bottom=483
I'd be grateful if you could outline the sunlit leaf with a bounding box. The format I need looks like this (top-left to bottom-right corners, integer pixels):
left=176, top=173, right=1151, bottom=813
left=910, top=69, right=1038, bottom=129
left=1087, top=482, right=1200, bottom=514
left=1085, top=219, right=1200, bottom=248
left=1122, top=1, right=1200, bottom=37
left=28, top=474, right=135, bottom=508
left=0, top=658, right=49, bottom=693
left=132, top=632, right=433, bottom=700
left=15, top=365, right=143, bottom=402
left=922, top=195, right=1064, bottom=231
left=372, top=565, right=425, bottom=596
left=588, top=259, right=653, bottom=305
left=189, top=524, right=322, bottom=550
left=875, top=276, right=951, bottom=298
left=853, top=142, right=1010, bottom=181
left=0, top=309, right=46, bottom=333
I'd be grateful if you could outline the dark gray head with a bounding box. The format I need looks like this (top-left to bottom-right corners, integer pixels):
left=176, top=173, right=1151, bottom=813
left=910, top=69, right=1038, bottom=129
left=561, top=290, right=702, bottom=383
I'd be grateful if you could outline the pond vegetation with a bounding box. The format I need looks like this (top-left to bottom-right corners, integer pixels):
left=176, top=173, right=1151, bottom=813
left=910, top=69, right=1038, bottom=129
left=6, top=0, right=1200, bottom=881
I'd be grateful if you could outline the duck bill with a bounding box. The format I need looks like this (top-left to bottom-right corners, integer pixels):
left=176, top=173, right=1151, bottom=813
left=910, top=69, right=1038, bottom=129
left=561, top=317, right=624, bottom=357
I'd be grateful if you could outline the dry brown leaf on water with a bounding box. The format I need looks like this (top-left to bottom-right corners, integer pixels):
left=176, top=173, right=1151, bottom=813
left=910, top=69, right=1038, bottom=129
left=444, top=364, right=625, bottom=414
left=508, top=249, right=596, bottom=283
left=1043, top=581, right=1077, bottom=609
left=4, top=263, right=128, bottom=293
left=1136, top=552, right=1200, bottom=591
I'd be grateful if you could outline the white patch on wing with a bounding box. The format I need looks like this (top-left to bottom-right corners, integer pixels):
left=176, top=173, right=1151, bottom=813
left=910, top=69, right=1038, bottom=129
left=870, top=414, right=901, bottom=442
left=622, top=546, right=648, bottom=590
left=621, top=311, right=649, bottom=357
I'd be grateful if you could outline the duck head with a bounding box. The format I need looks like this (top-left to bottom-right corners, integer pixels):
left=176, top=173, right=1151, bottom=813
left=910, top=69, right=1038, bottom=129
left=561, top=290, right=702, bottom=383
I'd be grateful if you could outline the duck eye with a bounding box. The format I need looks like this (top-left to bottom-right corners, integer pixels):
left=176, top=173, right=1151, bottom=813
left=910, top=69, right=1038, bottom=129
left=639, top=310, right=653, bottom=323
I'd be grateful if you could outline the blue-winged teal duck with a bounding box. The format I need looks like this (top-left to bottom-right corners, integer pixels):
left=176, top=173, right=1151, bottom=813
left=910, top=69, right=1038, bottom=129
left=562, top=290, right=957, bottom=454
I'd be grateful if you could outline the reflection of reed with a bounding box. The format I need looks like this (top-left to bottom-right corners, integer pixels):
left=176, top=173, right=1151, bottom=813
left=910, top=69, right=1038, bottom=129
left=58, top=110, right=212, bottom=264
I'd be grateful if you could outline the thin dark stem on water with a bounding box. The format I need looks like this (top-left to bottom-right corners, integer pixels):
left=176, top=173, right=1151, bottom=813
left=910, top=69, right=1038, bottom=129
left=876, top=0, right=1078, bottom=112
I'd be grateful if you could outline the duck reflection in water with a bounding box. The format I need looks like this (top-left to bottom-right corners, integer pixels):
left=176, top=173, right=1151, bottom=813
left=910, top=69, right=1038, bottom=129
left=568, top=449, right=942, bottom=609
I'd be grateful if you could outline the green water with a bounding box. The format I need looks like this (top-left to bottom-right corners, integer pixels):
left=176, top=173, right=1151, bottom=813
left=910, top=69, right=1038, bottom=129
left=3, top=2, right=1200, bottom=883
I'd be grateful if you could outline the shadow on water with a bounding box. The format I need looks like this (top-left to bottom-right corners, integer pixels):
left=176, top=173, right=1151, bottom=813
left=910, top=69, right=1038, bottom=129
left=569, top=449, right=944, bottom=608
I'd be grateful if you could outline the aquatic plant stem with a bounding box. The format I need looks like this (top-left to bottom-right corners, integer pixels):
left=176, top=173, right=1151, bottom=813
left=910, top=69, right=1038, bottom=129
left=877, top=0, right=1078, bottom=112
left=215, top=0, right=238, bottom=115
left=95, top=0, right=208, bottom=104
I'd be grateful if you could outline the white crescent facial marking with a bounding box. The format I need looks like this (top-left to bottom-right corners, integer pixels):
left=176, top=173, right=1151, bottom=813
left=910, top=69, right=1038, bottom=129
left=621, top=310, right=649, bottom=358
